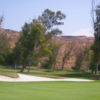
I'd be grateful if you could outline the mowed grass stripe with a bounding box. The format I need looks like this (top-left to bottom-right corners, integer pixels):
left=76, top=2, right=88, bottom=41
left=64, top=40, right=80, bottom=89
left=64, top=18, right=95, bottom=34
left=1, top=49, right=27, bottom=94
left=0, top=81, right=100, bottom=100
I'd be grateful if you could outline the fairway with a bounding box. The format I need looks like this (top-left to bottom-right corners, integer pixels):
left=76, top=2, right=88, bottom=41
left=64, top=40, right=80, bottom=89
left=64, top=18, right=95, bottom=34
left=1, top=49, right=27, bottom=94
left=0, top=81, right=100, bottom=100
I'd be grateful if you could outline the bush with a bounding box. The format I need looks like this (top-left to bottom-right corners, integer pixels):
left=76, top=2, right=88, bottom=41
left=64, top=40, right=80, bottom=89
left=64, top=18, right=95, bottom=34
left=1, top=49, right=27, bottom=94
left=31, top=59, right=39, bottom=66
left=41, top=59, right=51, bottom=69
left=72, top=66, right=78, bottom=70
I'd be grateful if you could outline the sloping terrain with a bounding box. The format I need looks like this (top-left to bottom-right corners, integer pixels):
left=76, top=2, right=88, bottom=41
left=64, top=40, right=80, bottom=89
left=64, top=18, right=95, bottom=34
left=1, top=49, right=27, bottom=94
left=51, top=36, right=94, bottom=69
left=0, top=28, right=20, bottom=49
left=0, top=28, right=94, bottom=69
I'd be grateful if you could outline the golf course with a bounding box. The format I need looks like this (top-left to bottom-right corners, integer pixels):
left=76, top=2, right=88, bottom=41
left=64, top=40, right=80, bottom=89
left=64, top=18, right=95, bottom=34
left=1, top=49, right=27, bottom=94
left=0, top=81, right=100, bottom=100
left=1, top=0, right=100, bottom=100
left=0, top=65, right=100, bottom=100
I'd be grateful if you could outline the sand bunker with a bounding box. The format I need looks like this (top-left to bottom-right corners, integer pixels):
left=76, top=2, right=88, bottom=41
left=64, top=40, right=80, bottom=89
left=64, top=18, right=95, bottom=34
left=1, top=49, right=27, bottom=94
left=0, top=73, right=94, bottom=82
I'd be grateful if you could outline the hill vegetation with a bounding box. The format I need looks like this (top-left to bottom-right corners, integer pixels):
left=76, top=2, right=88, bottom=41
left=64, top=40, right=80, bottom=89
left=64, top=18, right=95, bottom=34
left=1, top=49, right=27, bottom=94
left=0, top=8, right=99, bottom=75
left=0, top=28, right=94, bottom=70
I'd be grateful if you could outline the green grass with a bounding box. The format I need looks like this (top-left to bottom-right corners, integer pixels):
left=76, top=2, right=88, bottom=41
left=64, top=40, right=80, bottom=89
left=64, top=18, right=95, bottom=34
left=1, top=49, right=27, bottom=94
left=0, top=65, right=19, bottom=78
left=0, top=65, right=100, bottom=100
left=0, top=65, right=100, bottom=80
left=20, top=66, right=100, bottom=80
left=0, top=81, right=100, bottom=100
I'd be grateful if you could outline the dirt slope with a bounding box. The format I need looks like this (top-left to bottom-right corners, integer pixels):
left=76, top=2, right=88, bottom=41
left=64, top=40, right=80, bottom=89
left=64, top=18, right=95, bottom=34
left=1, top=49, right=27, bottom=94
left=0, top=28, right=94, bottom=69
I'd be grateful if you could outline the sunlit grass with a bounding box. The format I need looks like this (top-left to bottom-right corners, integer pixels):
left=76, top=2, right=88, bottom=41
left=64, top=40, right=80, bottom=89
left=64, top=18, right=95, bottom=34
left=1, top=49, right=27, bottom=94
left=0, top=81, right=100, bottom=100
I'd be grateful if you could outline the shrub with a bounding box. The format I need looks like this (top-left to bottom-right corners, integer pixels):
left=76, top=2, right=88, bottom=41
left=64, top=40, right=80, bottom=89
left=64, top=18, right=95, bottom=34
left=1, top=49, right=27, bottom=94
left=41, top=59, right=51, bottom=69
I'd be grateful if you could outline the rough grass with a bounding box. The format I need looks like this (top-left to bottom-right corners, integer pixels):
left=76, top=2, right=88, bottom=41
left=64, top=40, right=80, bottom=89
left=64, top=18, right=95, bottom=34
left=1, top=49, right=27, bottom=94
left=20, top=66, right=100, bottom=80
left=0, top=65, right=100, bottom=80
left=0, top=81, right=100, bottom=100
left=0, top=65, right=19, bottom=78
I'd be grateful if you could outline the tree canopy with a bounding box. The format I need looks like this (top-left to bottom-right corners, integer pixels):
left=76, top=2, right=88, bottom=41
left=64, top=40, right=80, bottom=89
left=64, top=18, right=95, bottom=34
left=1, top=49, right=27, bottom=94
left=0, top=15, right=11, bottom=65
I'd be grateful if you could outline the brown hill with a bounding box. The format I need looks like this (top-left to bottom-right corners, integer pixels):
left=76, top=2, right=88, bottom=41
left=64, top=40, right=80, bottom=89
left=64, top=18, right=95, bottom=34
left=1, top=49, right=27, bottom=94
left=51, top=36, right=94, bottom=69
left=0, top=29, right=94, bottom=69
left=0, top=28, right=20, bottom=49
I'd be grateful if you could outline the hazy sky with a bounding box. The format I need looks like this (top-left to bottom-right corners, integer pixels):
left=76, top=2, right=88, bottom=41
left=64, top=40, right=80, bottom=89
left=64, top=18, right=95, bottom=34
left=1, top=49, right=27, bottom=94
left=0, top=0, right=96, bottom=37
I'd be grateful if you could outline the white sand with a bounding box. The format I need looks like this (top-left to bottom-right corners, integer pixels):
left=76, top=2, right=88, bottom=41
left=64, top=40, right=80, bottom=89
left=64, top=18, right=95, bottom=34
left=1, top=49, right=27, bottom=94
left=0, top=73, right=94, bottom=82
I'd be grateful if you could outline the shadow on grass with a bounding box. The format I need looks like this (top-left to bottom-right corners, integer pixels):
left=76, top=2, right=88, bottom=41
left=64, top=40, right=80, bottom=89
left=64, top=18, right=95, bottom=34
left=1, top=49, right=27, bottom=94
left=44, top=69, right=63, bottom=72
left=15, top=66, right=100, bottom=80
left=0, top=65, right=21, bottom=70
left=57, top=72, right=100, bottom=80
left=44, top=70, right=53, bottom=72
left=57, top=73, right=88, bottom=78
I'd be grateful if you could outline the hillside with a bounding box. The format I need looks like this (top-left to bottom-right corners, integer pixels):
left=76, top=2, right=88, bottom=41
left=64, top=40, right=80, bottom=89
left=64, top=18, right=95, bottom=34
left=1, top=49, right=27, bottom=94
left=51, top=36, right=94, bottom=69
left=0, top=28, right=94, bottom=69
left=0, top=28, right=20, bottom=49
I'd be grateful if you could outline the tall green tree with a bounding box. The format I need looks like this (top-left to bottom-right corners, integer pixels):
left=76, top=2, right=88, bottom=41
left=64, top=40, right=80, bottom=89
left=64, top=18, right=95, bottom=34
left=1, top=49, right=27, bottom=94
left=0, top=15, right=11, bottom=65
left=83, top=46, right=90, bottom=71
left=75, top=43, right=89, bottom=72
left=38, top=9, right=66, bottom=71
left=14, top=9, right=66, bottom=73
left=0, top=33, right=11, bottom=64
left=48, top=43, right=61, bottom=72
left=91, top=5, right=100, bottom=74
left=75, top=44, right=91, bottom=72
left=14, top=19, right=51, bottom=72
left=75, top=50, right=84, bottom=72
left=89, top=51, right=96, bottom=74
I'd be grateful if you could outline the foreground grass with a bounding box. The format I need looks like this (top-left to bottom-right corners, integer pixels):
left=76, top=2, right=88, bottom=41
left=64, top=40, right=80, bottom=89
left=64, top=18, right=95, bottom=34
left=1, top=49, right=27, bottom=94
left=0, top=81, right=100, bottom=100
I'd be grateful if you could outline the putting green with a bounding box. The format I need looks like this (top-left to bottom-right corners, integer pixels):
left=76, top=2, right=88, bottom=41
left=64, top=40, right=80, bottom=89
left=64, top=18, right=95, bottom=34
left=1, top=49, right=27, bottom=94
left=0, top=81, right=100, bottom=100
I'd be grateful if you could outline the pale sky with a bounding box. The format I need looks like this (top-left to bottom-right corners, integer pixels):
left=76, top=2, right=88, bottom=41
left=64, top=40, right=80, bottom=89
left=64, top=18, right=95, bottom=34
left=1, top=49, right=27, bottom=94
left=0, top=0, right=97, bottom=37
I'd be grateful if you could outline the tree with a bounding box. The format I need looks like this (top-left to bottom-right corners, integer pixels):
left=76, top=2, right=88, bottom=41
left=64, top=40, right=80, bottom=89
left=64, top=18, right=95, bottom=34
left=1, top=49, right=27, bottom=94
left=0, top=14, right=3, bottom=27
left=38, top=9, right=66, bottom=36
left=62, top=41, right=75, bottom=70
left=89, top=51, right=96, bottom=74
left=75, top=49, right=84, bottom=72
left=14, top=19, right=52, bottom=72
left=48, top=43, right=61, bottom=72
left=38, top=9, right=66, bottom=71
left=75, top=43, right=90, bottom=72
left=83, top=45, right=90, bottom=71
left=14, top=9, right=66, bottom=73
left=0, top=15, right=11, bottom=65
left=91, top=4, right=100, bottom=74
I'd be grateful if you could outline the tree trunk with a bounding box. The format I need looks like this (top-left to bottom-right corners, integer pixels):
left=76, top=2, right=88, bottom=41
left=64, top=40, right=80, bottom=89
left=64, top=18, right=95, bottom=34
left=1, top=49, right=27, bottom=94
left=28, top=64, right=30, bottom=73
left=52, top=65, right=54, bottom=72
left=92, top=70, right=94, bottom=74
left=52, top=67, right=54, bottom=72
left=28, top=58, right=37, bottom=73
left=62, top=62, right=64, bottom=70
left=86, top=63, right=89, bottom=72
left=21, top=64, right=26, bottom=72
left=79, top=67, right=81, bottom=73
left=87, top=66, right=89, bottom=72
left=95, top=61, right=98, bottom=75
